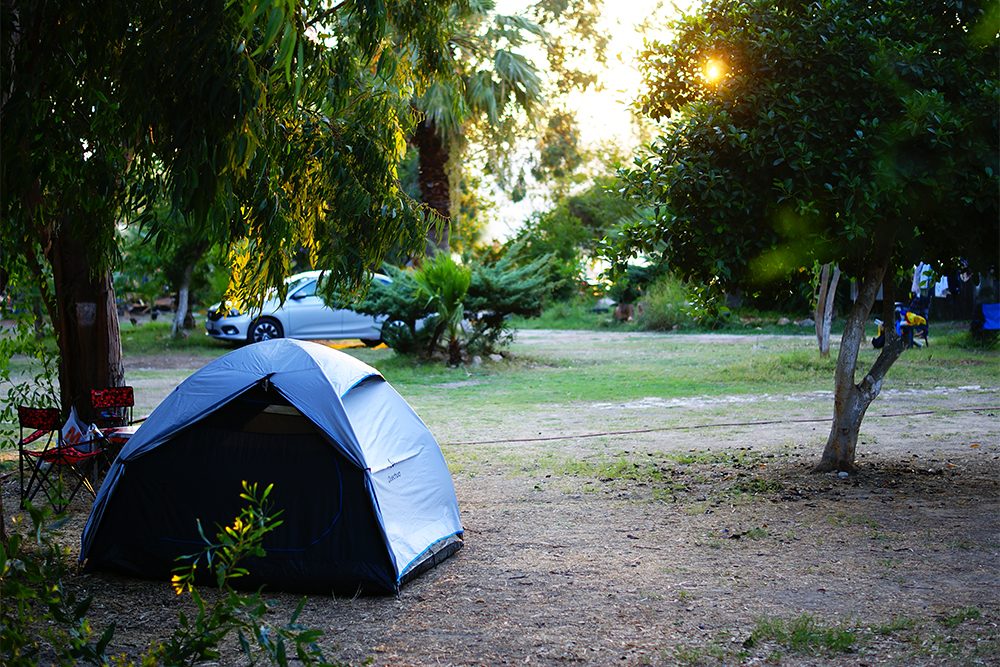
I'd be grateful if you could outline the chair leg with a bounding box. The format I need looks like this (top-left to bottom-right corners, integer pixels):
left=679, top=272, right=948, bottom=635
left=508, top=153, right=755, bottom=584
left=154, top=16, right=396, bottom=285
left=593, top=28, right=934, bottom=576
left=61, top=463, right=95, bottom=510
left=25, top=460, right=62, bottom=510
left=21, top=458, right=49, bottom=509
left=22, top=456, right=98, bottom=512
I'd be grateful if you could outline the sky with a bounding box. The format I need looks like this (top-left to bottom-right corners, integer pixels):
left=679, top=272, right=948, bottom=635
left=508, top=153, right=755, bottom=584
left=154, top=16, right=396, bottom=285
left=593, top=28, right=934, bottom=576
left=483, top=0, right=698, bottom=240
left=493, top=0, right=685, bottom=144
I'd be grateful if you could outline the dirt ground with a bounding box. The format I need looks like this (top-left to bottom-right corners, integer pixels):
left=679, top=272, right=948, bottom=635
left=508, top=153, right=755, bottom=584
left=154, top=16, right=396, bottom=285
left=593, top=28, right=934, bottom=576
left=3, top=332, right=998, bottom=666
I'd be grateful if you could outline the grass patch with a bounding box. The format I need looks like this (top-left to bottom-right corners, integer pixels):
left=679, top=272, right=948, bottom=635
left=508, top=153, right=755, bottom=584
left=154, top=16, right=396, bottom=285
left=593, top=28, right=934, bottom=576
left=748, top=614, right=857, bottom=655
left=120, top=318, right=231, bottom=356
left=491, top=448, right=795, bottom=507
left=9, top=317, right=997, bottom=419
left=731, top=478, right=783, bottom=494
left=936, top=607, right=981, bottom=628
left=872, top=617, right=917, bottom=635
left=672, top=642, right=730, bottom=665
left=945, top=538, right=976, bottom=550
left=548, top=454, right=673, bottom=486
left=510, top=296, right=623, bottom=331
left=659, top=611, right=993, bottom=666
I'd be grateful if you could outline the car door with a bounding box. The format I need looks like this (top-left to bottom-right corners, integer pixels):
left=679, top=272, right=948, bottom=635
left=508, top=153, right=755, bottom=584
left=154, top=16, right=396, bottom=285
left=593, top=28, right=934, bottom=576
left=283, top=279, right=342, bottom=338
left=338, top=274, right=390, bottom=339
left=338, top=306, right=382, bottom=339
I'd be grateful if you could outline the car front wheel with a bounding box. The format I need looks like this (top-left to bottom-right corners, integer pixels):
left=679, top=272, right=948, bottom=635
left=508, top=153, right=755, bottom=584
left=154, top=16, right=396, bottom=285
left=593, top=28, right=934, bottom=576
left=249, top=318, right=283, bottom=343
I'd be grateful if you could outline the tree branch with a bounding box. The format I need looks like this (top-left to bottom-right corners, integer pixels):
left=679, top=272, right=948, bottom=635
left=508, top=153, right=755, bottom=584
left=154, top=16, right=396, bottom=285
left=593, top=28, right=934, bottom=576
left=305, top=0, right=351, bottom=29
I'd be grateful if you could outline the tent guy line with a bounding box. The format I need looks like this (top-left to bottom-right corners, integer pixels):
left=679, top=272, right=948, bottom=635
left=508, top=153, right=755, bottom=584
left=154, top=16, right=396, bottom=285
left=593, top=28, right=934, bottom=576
left=439, top=405, right=999, bottom=446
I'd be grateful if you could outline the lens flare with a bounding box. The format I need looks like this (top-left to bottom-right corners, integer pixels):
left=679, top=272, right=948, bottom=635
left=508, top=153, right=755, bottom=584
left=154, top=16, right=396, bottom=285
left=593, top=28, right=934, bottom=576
left=704, top=58, right=727, bottom=83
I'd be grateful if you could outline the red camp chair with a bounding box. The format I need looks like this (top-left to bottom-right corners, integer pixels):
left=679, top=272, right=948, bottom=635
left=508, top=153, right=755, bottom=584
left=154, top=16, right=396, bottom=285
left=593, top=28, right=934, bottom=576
left=90, top=386, right=145, bottom=468
left=90, top=386, right=136, bottom=430
left=18, top=405, right=104, bottom=512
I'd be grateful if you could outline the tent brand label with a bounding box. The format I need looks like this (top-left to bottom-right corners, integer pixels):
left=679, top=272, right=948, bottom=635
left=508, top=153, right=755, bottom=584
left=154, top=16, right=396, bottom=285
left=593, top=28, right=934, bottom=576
left=387, top=471, right=402, bottom=483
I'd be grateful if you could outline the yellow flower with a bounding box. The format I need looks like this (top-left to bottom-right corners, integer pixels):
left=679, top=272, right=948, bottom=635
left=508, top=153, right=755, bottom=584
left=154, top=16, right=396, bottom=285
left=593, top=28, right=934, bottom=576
left=171, top=574, right=188, bottom=594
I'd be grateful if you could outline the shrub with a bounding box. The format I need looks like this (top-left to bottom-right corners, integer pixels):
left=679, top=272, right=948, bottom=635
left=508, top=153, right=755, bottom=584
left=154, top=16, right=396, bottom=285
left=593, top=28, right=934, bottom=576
left=0, top=311, right=60, bottom=435
left=361, top=264, right=434, bottom=357
left=359, top=242, right=552, bottom=363
left=0, top=484, right=347, bottom=666
left=635, top=274, right=694, bottom=331
left=1, top=502, right=114, bottom=665
left=464, top=242, right=552, bottom=357
left=608, top=261, right=671, bottom=306
left=412, top=253, right=472, bottom=366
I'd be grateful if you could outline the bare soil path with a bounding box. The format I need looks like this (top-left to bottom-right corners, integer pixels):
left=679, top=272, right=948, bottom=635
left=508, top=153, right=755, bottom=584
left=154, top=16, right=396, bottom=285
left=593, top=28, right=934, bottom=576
left=3, top=331, right=998, bottom=666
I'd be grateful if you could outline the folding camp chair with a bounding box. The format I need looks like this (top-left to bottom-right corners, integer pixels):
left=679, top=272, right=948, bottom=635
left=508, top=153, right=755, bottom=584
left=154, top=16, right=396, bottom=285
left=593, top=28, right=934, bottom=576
left=90, top=386, right=146, bottom=467
left=18, top=405, right=104, bottom=512
left=90, top=386, right=136, bottom=430
left=981, top=303, right=999, bottom=348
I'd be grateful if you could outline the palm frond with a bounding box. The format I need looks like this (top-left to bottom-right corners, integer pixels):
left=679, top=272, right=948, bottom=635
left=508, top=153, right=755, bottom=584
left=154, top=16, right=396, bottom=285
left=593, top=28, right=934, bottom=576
left=493, top=50, right=544, bottom=115
left=465, top=70, right=501, bottom=125
left=490, top=13, right=548, bottom=45
left=419, top=81, right=469, bottom=134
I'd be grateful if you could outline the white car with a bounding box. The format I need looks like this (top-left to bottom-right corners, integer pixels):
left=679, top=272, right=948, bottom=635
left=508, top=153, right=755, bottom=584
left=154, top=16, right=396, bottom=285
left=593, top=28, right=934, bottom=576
left=205, top=271, right=388, bottom=346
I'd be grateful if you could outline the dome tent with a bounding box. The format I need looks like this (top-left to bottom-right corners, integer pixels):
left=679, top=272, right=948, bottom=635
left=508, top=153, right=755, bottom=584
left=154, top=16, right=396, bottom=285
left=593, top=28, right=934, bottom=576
left=80, top=339, right=463, bottom=595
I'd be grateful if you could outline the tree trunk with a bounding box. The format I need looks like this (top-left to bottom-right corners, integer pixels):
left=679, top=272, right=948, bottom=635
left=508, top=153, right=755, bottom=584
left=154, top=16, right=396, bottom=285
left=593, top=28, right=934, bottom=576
left=46, top=222, right=125, bottom=422
left=447, top=335, right=462, bottom=367
left=814, top=227, right=904, bottom=473
left=170, top=240, right=210, bottom=337
left=171, top=281, right=191, bottom=338
left=814, top=263, right=841, bottom=357
left=413, top=116, right=451, bottom=256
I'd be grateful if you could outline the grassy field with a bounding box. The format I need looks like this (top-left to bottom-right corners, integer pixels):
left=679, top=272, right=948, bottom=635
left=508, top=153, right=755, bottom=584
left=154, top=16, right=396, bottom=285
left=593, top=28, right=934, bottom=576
left=2, top=318, right=996, bottom=425
left=358, top=320, right=995, bottom=406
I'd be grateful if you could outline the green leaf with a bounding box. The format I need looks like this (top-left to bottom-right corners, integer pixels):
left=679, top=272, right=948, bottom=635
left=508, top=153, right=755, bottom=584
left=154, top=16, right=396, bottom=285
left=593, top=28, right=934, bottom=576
left=241, top=0, right=271, bottom=28
left=259, top=6, right=285, bottom=53
left=278, top=24, right=296, bottom=80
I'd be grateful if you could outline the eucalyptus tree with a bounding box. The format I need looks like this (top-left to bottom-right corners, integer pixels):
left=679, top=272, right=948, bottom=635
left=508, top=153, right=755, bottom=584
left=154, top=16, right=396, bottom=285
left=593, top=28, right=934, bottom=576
left=605, top=0, right=998, bottom=472
left=1, top=0, right=457, bottom=418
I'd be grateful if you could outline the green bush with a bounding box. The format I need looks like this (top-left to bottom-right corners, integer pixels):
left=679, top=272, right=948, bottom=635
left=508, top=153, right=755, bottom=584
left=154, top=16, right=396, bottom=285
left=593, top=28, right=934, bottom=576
left=464, top=242, right=552, bottom=357
left=1, top=502, right=114, bottom=665
left=358, top=243, right=552, bottom=363
left=508, top=294, right=609, bottom=330
left=360, top=265, right=434, bottom=357
left=635, top=274, right=694, bottom=331
left=608, top=261, right=671, bottom=306
left=0, top=311, right=60, bottom=437
left=1, top=484, right=347, bottom=667
left=380, top=319, right=438, bottom=357
left=413, top=253, right=472, bottom=366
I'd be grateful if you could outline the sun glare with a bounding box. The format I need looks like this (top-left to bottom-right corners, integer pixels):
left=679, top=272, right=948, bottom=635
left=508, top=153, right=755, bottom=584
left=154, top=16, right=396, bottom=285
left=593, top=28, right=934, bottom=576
left=704, top=58, right=727, bottom=84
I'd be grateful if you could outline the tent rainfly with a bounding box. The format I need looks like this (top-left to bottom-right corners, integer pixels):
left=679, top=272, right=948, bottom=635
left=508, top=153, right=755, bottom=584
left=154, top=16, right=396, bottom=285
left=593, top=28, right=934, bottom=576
left=79, top=339, right=463, bottom=595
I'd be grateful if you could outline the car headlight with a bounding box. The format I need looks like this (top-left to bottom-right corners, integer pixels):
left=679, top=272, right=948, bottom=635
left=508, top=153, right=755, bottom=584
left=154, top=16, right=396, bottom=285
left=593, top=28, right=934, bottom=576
left=207, top=306, right=242, bottom=322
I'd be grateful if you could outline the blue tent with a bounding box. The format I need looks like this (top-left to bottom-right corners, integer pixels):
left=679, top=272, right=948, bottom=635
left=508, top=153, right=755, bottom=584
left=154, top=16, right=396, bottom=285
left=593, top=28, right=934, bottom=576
left=80, top=339, right=463, bottom=595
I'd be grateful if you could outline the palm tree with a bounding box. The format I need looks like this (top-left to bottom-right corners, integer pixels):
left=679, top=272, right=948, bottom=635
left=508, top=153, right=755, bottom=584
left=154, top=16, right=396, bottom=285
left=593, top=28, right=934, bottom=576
left=412, top=1, right=546, bottom=255
left=412, top=252, right=472, bottom=365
